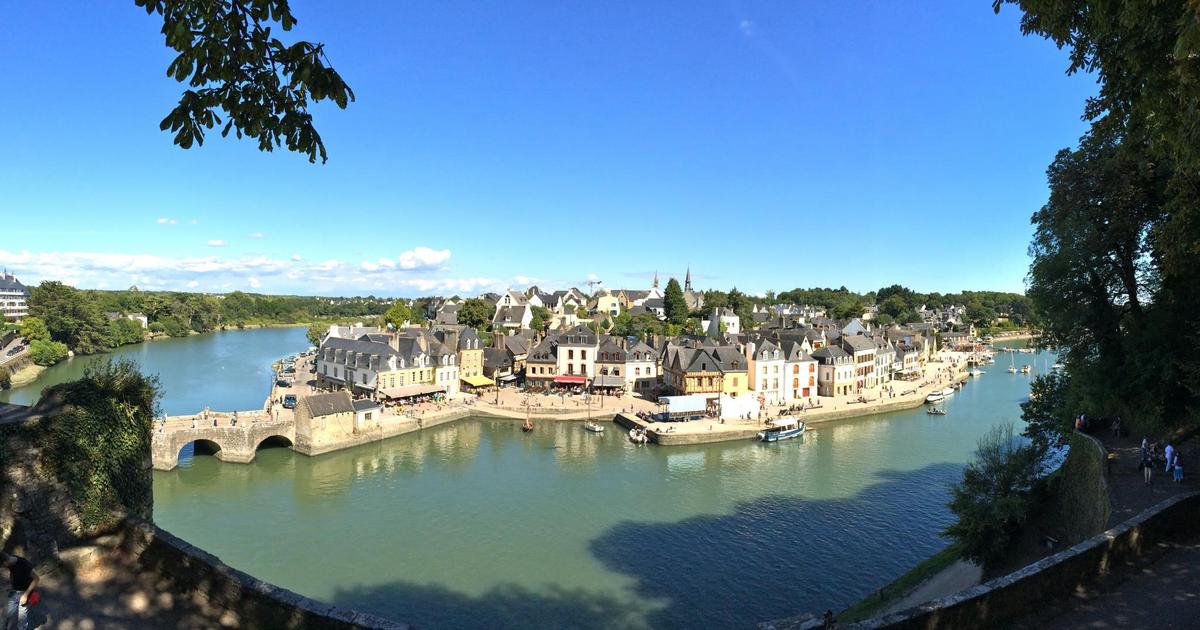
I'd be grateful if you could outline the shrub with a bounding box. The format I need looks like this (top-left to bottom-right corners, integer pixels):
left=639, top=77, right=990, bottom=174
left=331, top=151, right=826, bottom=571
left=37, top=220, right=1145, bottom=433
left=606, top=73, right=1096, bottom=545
left=28, top=339, right=69, bottom=366
left=943, top=423, right=1042, bottom=570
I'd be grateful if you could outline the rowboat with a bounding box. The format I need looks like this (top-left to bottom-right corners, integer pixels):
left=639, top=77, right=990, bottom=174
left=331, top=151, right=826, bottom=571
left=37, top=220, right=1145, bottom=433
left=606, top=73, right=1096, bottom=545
left=927, top=407, right=947, bottom=416
left=628, top=427, right=648, bottom=444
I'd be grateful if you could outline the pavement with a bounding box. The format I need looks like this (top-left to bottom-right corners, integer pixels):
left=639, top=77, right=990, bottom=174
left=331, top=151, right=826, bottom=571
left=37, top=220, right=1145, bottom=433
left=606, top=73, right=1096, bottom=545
left=0, top=335, right=27, bottom=366
left=1014, top=538, right=1200, bottom=629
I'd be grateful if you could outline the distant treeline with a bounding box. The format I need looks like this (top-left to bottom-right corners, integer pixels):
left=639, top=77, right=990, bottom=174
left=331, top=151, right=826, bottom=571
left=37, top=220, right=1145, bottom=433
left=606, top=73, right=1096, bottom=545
left=695, top=284, right=1034, bottom=330
left=20, top=281, right=391, bottom=357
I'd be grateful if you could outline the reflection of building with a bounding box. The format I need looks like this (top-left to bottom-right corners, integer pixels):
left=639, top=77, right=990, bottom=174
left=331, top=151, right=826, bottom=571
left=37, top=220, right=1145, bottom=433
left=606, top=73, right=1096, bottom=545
left=0, top=272, right=29, bottom=321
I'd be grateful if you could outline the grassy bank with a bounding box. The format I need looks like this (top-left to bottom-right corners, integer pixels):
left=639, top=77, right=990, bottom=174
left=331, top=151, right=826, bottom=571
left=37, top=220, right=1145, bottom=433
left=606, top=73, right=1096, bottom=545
left=838, top=542, right=963, bottom=623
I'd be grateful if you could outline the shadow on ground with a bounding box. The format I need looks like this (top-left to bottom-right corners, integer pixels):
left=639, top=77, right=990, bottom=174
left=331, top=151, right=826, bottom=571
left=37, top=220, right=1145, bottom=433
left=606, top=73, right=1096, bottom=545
left=331, top=462, right=965, bottom=629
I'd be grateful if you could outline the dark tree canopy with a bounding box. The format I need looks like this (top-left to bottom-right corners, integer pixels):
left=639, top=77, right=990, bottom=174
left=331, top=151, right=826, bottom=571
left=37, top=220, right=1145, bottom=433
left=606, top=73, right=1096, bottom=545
left=663, top=278, right=688, bottom=326
left=137, top=0, right=354, bottom=163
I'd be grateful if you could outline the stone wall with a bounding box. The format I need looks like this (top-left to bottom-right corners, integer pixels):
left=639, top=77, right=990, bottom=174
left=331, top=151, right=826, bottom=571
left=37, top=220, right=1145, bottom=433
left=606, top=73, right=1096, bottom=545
left=839, top=492, right=1199, bottom=629
left=119, top=521, right=408, bottom=630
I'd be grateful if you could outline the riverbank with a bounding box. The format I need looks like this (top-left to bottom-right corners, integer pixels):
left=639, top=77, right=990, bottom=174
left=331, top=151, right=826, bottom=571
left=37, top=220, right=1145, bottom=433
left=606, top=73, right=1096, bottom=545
left=8, top=363, right=44, bottom=387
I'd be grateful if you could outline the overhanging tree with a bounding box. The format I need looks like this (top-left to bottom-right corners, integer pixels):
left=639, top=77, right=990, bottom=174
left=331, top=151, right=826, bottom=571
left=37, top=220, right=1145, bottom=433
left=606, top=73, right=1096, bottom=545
left=136, top=0, right=354, bottom=162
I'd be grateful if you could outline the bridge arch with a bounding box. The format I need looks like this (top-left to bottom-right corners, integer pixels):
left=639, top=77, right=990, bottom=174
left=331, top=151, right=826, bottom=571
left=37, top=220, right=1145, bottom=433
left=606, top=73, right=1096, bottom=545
left=254, top=434, right=294, bottom=451
left=176, top=438, right=224, bottom=468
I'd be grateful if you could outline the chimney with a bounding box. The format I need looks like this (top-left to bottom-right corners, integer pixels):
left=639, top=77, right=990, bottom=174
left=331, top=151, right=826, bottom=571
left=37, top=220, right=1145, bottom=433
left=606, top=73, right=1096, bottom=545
left=494, top=330, right=505, bottom=350
left=445, top=329, right=459, bottom=351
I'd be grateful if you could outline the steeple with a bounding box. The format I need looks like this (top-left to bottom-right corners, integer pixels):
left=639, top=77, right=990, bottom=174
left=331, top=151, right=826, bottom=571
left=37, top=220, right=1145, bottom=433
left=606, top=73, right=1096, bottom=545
left=684, top=265, right=692, bottom=292
left=652, top=270, right=659, bottom=289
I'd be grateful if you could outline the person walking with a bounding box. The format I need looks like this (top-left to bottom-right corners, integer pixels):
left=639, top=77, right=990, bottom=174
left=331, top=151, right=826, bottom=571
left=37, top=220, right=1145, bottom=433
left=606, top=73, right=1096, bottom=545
left=1173, top=452, right=1184, bottom=483
left=1164, top=442, right=1176, bottom=474
left=1141, top=442, right=1154, bottom=486
left=1, top=551, right=38, bottom=630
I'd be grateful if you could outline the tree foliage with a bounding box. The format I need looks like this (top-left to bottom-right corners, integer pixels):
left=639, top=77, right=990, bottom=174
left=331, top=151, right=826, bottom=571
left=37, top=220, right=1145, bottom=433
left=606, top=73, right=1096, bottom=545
left=18, top=316, right=51, bottom=343
left=306, top=322, right=326, bottom=347
left=28, top=339, right=70, bottom=366
left=996, top=0, right=1200, bottom=432
left=457, top=298, right=493, bottom=330
left=383, top=300, right=413, bottom=329
left=944, top=423, right=1042, bottom=570
left=136, top=0, right=354, bottom=162
left=663, top=278, right=688, bottom=325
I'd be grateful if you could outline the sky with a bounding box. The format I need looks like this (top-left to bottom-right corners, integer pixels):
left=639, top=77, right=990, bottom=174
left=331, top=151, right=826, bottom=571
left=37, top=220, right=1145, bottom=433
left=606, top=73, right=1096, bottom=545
left=0, top=2, right=1096, bottom=298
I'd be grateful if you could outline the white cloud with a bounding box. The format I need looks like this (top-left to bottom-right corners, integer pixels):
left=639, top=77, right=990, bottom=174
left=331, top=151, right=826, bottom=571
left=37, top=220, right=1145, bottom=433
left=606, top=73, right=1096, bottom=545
left=514, top=275, right=537, bottom=285
left=0, top=248, right=517, bottom=297
left=248, top=232, right=265, bottom=239
left=207, top=240, right=226, bottom=247
left=156, top=217, right=177, bottom=225
left=189, top=219, right=199, bottom=225
left=398, top=247, right=451, bottom=270
left=291, top=254, right=303, bottom=261
left=586, top=273, right=600, bottom=282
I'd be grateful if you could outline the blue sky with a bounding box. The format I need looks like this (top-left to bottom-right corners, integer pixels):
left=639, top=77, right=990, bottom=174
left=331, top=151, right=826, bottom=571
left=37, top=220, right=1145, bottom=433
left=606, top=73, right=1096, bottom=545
left=0, top=2, right=1095, bottom=297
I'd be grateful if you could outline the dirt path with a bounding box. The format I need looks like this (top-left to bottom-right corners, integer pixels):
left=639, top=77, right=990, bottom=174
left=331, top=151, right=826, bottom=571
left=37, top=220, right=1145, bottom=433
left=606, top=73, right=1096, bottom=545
left=880, top=560, right=983, bottom=616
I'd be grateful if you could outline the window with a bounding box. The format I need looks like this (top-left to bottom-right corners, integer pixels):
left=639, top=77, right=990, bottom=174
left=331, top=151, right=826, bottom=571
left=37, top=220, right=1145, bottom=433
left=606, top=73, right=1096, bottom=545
left=732, top=377, right=739, bottom=387
left=581, top=350, right=587, bottom=360
left=792, top=364, right=799, bottom=374
left=568, top=349, right=574, bottom=360
left=635, top=367, right=641, bottom=376
left=614, top=368, right=620, bottom=376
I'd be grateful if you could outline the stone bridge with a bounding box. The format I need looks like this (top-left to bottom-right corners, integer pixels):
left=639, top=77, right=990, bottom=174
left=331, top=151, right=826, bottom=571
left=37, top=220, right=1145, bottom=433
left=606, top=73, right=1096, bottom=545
left=151, top=410, right=296, bottom=471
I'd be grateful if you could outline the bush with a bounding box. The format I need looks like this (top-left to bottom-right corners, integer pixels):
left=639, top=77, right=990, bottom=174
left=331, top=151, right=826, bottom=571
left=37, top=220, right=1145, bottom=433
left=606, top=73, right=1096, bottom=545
left=0, top=369, right=10, bottom=390
left=28, top=338, right=69, bottom=366
left=943, top=423, right=1042, bottom=570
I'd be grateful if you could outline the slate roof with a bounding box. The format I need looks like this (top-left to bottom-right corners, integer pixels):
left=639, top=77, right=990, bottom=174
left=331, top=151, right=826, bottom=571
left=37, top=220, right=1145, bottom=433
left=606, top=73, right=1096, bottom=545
left=493, top=305, right=529, bottom=325
left=841, top=335, right=877, bottom=353
left=527, top=339, right=557, bottom=364
left=303, top=392, right=355, bottom=418
left=0, top=274, right=27, bottom=293
left=557, top=324, right=598, bottom=346
left=811, top=346, right=851, bottom=362
left=352, top=399, right=382, bottom=412
left=484, top=347, right=514, bottom=368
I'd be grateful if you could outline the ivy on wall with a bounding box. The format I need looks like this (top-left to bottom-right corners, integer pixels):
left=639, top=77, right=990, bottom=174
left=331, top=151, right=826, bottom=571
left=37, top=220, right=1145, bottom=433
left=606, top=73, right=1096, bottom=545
left=38, top=360, right=160, bottom=530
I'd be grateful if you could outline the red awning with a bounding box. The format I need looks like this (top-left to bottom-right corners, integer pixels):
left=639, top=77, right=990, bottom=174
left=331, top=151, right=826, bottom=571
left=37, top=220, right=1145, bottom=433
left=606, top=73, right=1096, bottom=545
left=554, top=376, right=587, bottom=384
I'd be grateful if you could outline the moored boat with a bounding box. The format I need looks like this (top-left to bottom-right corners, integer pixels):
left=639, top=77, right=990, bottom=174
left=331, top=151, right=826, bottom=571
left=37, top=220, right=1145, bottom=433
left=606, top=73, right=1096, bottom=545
left=1020, top=365, right=1031, bottom=373
left=925, top=391, right=945, bottom=403
left=927, top=406, right=947, bottom=416
left=968, top=369, right=985, bottom=377
left=584, top=421, right=605, bottom=433
left=758, top=417, right=805, bottom=442
left=521, top=419, right=534, bottom=432
left=940, top=387, right=955, bottom=397
left=628, top=427, right=648, bottom=444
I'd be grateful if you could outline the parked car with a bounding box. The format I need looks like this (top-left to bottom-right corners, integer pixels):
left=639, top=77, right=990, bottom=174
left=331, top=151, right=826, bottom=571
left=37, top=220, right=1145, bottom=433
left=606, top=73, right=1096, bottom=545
left=282, top=394, right=298, bottom=409
left=276, top=379, right=291, bottom=388
left=6, top=346, right=22, bottom=356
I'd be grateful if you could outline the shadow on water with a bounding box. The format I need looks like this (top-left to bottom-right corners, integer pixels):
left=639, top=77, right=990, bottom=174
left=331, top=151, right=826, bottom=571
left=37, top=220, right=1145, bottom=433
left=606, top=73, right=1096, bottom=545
left=328, top=462, right=965, bottom=630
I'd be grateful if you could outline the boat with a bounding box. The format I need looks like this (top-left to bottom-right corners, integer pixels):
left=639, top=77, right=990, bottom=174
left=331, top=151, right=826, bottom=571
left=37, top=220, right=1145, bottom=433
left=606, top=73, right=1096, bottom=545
left=926, top=391, right=945, bottom=403
left=968, top=369, right=985, bottom=377
left=584, top=421, right=605, bottom=433
left=758, top=417, right=806, bottom=442
left=1021, top=365, right=1032, bottom=374
left=1007, top=365, right=1017, bottom=373
left=628, top=427, right=648, bottom=444
left=1051, top=362, right=1064, bottom=370
left=927, top=407, right=947, bottom=416
left=940, top=387, right=955, bottom=397
left=521, top=420, right=534, bottom=432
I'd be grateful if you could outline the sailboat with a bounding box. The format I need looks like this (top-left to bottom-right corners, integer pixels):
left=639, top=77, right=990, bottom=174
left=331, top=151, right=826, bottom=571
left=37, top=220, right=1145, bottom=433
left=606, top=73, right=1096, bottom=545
left=1007, top=352, right=1017, bottom=374
left=583, top=380, right=604, bottom=432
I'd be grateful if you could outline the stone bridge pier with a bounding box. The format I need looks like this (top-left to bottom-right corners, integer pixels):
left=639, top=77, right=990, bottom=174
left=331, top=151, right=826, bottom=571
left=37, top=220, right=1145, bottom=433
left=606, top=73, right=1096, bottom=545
left=151, top=411, right=296, bottom=471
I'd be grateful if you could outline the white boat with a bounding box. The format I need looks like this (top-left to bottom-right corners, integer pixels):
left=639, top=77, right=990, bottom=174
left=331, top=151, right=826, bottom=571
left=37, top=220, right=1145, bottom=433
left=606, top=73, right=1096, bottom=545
left=940, top=387, right=955, bottom=397
left=758, top=417, right=805, bottom=442
left=628, top=427, right=648, bottom=444
left=1021, top=365, right=1032, bottom=374
left=584, top=421, right=605, bottom=433
left=968, top=369, right=985, bottom=377
left=926, top=391, right=945, bottom=403
left=927, top=406, right=947, bottom=416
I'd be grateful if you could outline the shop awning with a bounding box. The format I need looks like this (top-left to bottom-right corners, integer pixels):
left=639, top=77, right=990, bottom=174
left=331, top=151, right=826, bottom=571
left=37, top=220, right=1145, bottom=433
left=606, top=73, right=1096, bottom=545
left=461, top=375, right=495, bottom=388
left=592, top=375, right=625, bottom=388
left=554, top=375, right=587, bottom=385
left=499, top=374, right=519, bottom=382
left=378, top=384, right=444, bottom=399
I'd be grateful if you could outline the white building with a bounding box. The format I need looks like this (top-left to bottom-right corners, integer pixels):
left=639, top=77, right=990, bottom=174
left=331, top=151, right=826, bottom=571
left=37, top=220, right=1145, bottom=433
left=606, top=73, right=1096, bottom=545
left=746, top=339, right=786, bottom=404
left=0, top=272, right=29, bottom=321
left=703, top=307, right=740, bottom=338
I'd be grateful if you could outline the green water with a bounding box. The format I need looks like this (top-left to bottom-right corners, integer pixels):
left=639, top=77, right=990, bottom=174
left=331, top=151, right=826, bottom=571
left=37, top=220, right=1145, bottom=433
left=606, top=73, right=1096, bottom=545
left=0, top=327, right=308, bottom=414
left=150, top=333, right=1053, bottom=629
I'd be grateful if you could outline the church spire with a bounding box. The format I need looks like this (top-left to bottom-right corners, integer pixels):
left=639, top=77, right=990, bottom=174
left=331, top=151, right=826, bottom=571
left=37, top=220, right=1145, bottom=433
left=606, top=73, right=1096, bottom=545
left=652, top=270, right=659, bottom=289
left=684, top=265, right=692, bottom=292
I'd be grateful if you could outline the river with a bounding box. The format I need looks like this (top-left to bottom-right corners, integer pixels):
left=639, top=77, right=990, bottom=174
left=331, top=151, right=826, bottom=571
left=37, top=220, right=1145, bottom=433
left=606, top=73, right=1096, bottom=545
left=134, top=330, right=1053, bottom=629
left=0, top=327, right=308, bottom=414
left=5, top=329, right=1050, bottom=627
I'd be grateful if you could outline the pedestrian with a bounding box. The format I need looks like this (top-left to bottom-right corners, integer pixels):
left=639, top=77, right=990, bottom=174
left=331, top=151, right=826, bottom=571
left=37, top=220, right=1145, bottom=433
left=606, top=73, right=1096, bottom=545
left=1141, top=442, right=1154, bottom=486
left=1165, top=442, right=1176, bottom=474
left=823, top=609, right=835, bottom=629
left=1174, top=453, right=1184, bottom=483
left=1, top=551, right=38, bottom=630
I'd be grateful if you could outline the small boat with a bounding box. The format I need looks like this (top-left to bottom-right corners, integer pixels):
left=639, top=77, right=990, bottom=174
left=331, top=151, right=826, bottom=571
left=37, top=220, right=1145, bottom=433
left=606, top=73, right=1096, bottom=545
left=521, top=419, right=534, bottom=432
left=1021, top=365, right=1032, bottom=374
left=758, top=417, right=806, bottom=442
left=927, top=407, right=947, bottom=416
left=926, top=391, right=945, bottom=403
left=1007, top=366, right=1017, bottom=374
left=584, top=421, right=605, bottom=433
left=968, top=369, right=985, bottom=377
left=628, top=427, right=648, bottom=444
left=940, top=387, right=955, bottom=397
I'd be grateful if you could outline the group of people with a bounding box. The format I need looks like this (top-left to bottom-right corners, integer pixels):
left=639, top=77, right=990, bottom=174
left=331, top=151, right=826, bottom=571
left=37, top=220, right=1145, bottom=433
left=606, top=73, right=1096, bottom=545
left=1140, top=438, right=1184, bottom=485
